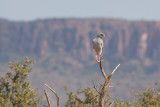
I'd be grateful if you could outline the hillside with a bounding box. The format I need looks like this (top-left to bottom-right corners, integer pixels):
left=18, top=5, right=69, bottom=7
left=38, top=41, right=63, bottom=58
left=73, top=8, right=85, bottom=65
left=1, top=18, right=160, bottom=61
left=0, top=18, right=160, bottom=106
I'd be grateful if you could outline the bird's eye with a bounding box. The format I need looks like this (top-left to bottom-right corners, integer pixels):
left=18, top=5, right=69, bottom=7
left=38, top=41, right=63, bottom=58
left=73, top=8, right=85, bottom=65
left=101, top=34, right=104, bottom=37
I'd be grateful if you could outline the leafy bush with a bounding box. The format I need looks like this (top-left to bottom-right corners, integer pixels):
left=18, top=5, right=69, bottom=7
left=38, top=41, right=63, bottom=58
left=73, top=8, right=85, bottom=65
left=0, top=57, right=42, bottom=107
left=132, top=87, right=160, bottom=107
left=65, top=86, right=113, bottom=107
left=65, top=85, right=160, bottom=107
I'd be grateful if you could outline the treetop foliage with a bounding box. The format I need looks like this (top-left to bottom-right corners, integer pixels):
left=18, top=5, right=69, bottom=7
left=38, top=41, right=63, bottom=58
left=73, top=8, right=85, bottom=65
left=0, top=57, right=42, bottom=107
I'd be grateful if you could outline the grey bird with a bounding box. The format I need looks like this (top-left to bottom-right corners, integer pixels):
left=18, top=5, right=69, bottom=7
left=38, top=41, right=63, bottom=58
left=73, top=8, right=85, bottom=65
left=92, top=33, right=105, bottom=62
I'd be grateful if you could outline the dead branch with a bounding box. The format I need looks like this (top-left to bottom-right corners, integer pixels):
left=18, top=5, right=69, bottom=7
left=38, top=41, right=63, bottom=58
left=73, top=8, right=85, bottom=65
left=109, top=86, right=114, bottom=88
left=92, top=80, right=100, bottom=94
left=96, top=59, right=120, bottom=107
left=98, top=60, right=107, bottom=79
left=45, top=84, right=59, bottom=107
left=111, top=64, right=120, bottom=75
left=44, top=89, right=51, bottom=107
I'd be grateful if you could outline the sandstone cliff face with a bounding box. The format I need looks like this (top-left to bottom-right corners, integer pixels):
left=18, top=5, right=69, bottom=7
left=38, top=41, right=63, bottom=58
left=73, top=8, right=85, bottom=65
left=0, top=18, right=160, bottom=60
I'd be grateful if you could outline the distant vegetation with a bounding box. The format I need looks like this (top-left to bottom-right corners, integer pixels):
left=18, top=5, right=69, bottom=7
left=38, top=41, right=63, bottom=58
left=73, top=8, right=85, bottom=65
left=0, top=57, right=160, bottom=107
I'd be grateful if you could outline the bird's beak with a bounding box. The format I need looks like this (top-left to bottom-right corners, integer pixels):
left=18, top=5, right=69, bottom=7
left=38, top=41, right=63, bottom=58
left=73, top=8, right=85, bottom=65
left=102, top=34, right=105, bottom=38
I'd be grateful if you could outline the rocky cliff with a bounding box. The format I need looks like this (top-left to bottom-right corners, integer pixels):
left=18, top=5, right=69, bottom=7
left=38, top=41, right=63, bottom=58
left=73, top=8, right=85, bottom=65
left=0, top=18, right=160, bottom=61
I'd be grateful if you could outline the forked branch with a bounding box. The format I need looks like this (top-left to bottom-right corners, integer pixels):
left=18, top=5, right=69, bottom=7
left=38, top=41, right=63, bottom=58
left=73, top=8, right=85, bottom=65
left=96, top=59, right=120, bottom=107
left=45, top=84, right=59, bottom=107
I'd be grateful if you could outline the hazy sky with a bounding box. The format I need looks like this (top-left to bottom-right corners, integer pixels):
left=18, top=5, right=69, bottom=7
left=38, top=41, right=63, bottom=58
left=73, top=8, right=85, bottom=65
left=0, top=0, right=160, bottom=21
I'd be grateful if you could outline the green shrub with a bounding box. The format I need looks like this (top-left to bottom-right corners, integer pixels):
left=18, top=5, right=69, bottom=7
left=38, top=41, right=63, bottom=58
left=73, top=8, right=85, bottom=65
left=0, top=57, right=42, bottom=107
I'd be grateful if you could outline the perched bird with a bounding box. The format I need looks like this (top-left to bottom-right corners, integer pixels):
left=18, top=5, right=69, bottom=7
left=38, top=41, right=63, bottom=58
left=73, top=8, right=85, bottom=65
left=92, top=33, right=105, bottom=62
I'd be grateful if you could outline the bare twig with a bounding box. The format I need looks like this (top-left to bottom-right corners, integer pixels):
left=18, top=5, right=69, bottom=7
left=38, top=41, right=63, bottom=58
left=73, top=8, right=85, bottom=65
left=45, top=84, right=59, bottom=107
left=44, top=89, right=51, bottom=107
left=109, top=86, right=114, bottom=88
left=98, top=60, right=107, bottom=79
left=111, top=64, right=120, bottom=75
left=92, top=80, right=100, bottom=94
left=99, top=83, right=103, bottom=87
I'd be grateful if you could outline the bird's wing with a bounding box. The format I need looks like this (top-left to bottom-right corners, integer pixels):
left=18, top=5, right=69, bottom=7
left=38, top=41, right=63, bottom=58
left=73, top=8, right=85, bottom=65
left=92, top=38, right=97, bottom=48
left=92, top=38, right=103, bottom=49
left=101, top=41, right=103, bottom=48
left=97, top=38, right=103, bottom=48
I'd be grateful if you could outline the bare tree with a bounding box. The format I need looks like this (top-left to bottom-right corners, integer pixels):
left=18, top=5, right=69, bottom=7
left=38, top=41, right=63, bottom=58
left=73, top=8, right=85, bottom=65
left=93, top=59, right=120, bottom=107
left=43, top=57, right=119, bottom=107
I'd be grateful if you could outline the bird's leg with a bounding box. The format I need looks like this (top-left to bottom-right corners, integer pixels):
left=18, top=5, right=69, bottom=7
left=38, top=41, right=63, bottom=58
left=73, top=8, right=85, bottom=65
left=95, top=55, right=101, bottom=63
left=98, top=55, right=101, bottom=63
left=100, top=53, right=103, bottom=61
left=95, top=55, right=98, bottom=62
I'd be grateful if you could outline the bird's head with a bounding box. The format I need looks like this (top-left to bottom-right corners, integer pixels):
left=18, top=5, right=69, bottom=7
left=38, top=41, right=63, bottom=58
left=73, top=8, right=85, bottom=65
left=97, top=33, right=105, bottom=38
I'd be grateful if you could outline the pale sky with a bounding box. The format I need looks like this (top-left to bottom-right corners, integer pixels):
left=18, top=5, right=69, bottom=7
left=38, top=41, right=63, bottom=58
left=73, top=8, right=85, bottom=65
left=0, top=0, right=160, bottom=21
